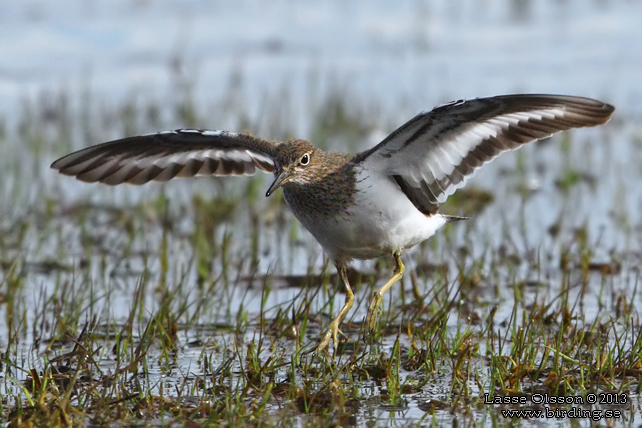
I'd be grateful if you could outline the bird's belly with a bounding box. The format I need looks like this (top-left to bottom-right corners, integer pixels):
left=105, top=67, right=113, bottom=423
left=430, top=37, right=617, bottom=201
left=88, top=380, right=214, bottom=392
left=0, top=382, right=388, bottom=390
left=289, top=171, right=447, bottom=261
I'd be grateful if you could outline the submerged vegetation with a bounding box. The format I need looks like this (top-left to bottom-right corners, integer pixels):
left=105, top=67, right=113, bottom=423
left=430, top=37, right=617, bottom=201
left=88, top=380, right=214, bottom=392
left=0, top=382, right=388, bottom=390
left=0, top=79, right=639, bottom=426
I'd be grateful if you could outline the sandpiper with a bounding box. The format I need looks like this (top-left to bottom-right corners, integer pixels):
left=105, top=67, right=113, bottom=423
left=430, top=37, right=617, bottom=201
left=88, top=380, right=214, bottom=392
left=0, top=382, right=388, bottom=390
left=51, top=94, right=614, bottom=353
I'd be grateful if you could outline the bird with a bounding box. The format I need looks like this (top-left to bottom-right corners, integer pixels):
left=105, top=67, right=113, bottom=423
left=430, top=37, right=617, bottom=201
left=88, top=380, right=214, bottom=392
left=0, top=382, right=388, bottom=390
left=51, top=94, right=614, bottom=353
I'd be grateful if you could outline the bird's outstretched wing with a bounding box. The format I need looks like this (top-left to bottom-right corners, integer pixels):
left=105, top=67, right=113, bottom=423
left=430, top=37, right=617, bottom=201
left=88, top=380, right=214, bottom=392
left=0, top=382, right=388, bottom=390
left=51, top=129, right=277, bottom=185
left=355, top=95, right=615, bottom=215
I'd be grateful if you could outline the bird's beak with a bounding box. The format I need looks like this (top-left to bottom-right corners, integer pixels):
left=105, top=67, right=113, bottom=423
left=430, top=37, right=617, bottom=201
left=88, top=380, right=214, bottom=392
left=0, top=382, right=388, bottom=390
left=265, top=170, right=291, bottom=197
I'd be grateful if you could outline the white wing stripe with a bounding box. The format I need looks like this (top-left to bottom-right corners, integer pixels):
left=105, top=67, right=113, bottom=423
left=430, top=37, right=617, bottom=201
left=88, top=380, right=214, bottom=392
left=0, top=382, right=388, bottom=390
left=52, top=128, right=277, bottom=184
left=360, top=95, right=614, bottom=214
left=126, top=148, right=269, bottom=171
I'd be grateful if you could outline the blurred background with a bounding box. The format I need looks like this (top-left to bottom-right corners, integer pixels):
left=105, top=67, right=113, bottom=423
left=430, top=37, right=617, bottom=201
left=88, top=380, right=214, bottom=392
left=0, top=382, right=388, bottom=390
left=1, top=0, right=639, bottom=135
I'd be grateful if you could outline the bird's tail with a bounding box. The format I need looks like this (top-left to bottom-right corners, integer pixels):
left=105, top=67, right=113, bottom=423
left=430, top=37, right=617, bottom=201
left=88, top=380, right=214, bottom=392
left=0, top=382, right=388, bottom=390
left=444, top=215, right=469, bottom=223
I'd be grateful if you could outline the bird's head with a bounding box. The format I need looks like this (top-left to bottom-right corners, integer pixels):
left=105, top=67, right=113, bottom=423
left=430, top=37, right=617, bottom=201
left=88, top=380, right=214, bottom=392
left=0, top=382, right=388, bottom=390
left=265, top=139, right=320, bottom=197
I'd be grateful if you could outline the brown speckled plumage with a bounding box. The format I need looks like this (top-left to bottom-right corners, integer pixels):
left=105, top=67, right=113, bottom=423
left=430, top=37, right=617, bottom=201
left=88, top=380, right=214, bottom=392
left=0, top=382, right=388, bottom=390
left=280, top=149, right=356, bottom=219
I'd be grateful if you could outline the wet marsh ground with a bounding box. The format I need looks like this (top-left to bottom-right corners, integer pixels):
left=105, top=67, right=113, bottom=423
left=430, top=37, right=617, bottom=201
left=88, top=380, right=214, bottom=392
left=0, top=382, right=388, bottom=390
left=1, top=83, right=641, bottom=427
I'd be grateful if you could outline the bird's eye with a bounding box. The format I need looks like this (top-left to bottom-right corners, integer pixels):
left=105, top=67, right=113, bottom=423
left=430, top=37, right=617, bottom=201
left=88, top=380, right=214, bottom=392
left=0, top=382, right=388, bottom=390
left=300, top=153, right=310, bottom=166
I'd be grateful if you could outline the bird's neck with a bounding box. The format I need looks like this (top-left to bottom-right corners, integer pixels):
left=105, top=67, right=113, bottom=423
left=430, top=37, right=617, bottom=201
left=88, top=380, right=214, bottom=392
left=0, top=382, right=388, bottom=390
left=282, top=156, right=356, bottom=219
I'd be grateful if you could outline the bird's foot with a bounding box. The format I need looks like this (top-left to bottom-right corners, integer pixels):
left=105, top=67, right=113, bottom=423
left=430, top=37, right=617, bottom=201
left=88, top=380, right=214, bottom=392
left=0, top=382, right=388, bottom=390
left=366, top=292, right=383, bottom=333
left=316, top=320, right=343, bottom=355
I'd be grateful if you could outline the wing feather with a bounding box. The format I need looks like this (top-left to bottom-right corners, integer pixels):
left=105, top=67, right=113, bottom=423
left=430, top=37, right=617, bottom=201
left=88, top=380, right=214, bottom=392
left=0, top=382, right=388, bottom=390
left=355, top=95, right=614, bottom=214
left=51, top=129, right=277, bottom=185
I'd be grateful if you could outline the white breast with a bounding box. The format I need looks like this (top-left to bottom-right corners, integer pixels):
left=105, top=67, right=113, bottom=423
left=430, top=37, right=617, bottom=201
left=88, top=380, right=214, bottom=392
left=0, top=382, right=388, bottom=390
left=289, top=166, right=448, bottom=261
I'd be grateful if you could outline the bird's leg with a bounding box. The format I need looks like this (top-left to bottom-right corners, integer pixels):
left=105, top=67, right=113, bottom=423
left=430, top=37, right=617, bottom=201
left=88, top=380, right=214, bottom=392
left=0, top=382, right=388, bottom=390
left=366, top=251, right=404, bottom=332
left=316, top=261, right=354, bottom=354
